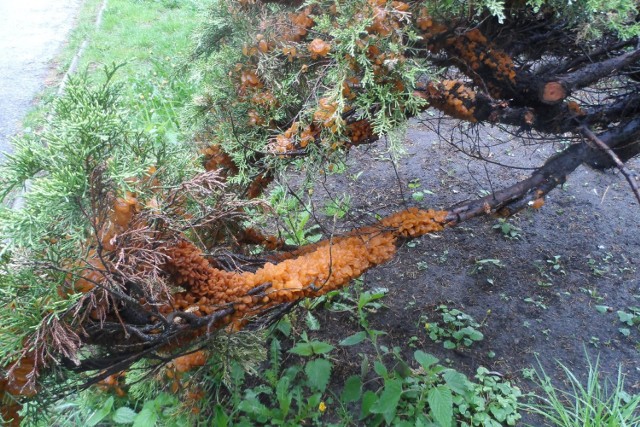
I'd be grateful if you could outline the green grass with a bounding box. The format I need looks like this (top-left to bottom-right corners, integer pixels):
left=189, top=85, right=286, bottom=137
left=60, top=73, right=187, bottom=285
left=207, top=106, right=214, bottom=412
left=22, top=0, right=202, bottom=137
left=522, top=355, right=640, bottom=426
left=76, top=0, right=202, bottom=133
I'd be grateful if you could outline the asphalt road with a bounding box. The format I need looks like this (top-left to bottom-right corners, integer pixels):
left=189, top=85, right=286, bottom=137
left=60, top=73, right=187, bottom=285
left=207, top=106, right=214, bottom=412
left=0, top=0, right=83, bottom=158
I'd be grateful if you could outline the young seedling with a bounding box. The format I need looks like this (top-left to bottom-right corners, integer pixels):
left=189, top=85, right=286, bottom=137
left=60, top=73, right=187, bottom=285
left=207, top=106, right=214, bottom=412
left=424, top=305, right=484, bottom=350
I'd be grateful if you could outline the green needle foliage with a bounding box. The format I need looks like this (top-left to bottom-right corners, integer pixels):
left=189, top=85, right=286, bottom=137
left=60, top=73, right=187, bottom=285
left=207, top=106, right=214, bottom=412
left=0, top=65, right=198, bottom=367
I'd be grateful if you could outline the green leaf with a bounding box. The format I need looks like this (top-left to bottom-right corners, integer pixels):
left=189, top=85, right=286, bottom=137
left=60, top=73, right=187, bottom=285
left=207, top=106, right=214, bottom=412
left=133, top=406, right=158, bottom=427
left=305, top=358, right=332, bottom=392
left=289, top=342, right=313, bottom=356
left=414, top=350, right=439, bottom=369
left=394, top=359, right=412, bottom=378
left=339, top=331, right=367, bottom=346
left=464, top=328, right=484, bottom=341
left=87, top=396, right=114, bottom=426
left=360, top=390, right=378, bottom=420
left=371, top=378, right=402, bottom=424
left=490, top=405, right=508, bottom=421
left=443, top=370, right=470, bottom=394
left=213, top=405, right=229, bottom=427
left=310, top=341, right=334, bottom=355
left=619, top=327, right=631, bottom=336
left=276, top=317, right=292, bottom=336
left=617, top=311, right=635, bottom=325
left=238, top=395, right=271, bottom=420
left=112, top=407, right=137, bottom=424
left=276, top=375, right=292, bottom=416
left=305, top=311, right=320, bottom=330
left=595, top=305, right=609, bottom=314
left=443, top=340, right=457, bottom=349
left=428, top=385, right=453, bottom=427
left=374, top=360, right=388, bottom=377
left=412, top=191, right=425, bottom=201
left=341, top=375, right=362, bottom=403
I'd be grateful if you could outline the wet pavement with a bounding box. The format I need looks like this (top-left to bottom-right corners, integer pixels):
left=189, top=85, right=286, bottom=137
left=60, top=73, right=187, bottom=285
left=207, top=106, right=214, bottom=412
left=0, top=0, right=83, bottom=157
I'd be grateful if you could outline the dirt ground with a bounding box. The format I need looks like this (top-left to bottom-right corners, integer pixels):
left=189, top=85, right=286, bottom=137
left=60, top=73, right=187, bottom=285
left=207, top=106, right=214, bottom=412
left=286, top=116, right=640, bottom=423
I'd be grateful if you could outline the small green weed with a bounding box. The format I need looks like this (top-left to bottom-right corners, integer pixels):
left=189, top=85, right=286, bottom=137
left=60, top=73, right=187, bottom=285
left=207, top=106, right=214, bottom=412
left=424, top=305, right=485, bottom=350
left=524, top=296, right=548, bottom=310
left=546, top=255, right=566, bottom=275
left=469, top=258, right=504, bottom=285
left=617, top=306, right=640, bottom=337
left=323, top=194, right=351, bottom=219
left=269, top=186, right=323, bottom=246
left=493, top=218, right=522, bottom=240
left=356, top=351, right=521, bottom=426
left=44, top=392, right=187, bottom=427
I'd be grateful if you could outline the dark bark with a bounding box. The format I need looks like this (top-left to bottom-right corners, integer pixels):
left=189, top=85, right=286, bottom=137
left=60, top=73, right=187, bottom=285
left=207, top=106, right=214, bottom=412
left=537, top=48, right=640, bottom=104
left=445, top=117, right=640, bottom=223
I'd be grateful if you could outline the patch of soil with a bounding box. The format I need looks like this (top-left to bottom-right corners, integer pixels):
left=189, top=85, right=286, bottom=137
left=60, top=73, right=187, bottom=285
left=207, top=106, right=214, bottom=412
left=286, top=117, right=640, bottom=424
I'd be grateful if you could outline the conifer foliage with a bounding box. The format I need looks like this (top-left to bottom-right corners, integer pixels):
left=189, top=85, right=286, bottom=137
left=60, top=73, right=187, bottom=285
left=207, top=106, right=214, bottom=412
left=1, top=0, right=639, bottom=423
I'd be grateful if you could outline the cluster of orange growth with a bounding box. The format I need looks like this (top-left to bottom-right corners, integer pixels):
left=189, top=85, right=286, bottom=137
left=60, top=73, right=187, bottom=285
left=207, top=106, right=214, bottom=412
left=416, top=7, right=448, bottom=39
left=1, top=356, right=36, bottom=398
left=282, top=46, right=298, bottom=61
left=202, top=144, right=239, bottom=176
left=238, top=227, right=283, bottom=251
left=227, top=1, right=419, bottom=171
left=202, top=138, right=270, bottom=199
left=314, top=98, right=339, bottom=131
left=246, top=172, right=274, bottom=199
left=364, top=0, right=408, bottom=37
left=161, top=207, right=447, bottom=328
left=101, top=191, right=141, bottom=249
left=342, top=77, right=360, bottom=100
left=421, top=80, right=478, bottom=122
left=68, top=255, right=106, bottom=294
left=269, top=114, right=376, bottom=154
left=346, top=119, right=375, bottom=144
left=169, top=351, right=207, bottom=374
left=59, top=188, right=148, bottom=298
left=1, top=356, right=36, bottom=426
left=566, top=100, right=585, bottom=116
left=271, top=122, right=300, bottom=153
left=443, top=29, right=516, bottom=98
left=268, top=115, right=376, bottom=155
left=164, top=351, right=207, bottom=413
left=282, top=7, right=314, bottom=42
left=242, top=33, right=276, bottom=57
left=97, top=372, right=126, bottom=397
left=163, top=240, right=245, bottom=300
left=239, top=69, right=263, bottom=92
left=308, top=38, right=331, bottom=59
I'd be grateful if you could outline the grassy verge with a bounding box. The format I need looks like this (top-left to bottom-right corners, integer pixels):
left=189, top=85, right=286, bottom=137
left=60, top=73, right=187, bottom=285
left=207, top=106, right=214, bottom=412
left=23, top=0, right=201, bottom=140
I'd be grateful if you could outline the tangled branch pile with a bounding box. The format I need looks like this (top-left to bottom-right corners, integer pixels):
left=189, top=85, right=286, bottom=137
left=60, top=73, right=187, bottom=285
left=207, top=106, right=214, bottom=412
left=2, top=0, right=640, bottom=422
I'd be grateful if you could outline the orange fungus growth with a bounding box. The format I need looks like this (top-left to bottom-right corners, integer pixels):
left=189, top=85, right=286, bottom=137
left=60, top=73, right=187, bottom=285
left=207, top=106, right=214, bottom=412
left=308, top=38, right=331, bottom=59
left=162, top=208, right=447, bottom=325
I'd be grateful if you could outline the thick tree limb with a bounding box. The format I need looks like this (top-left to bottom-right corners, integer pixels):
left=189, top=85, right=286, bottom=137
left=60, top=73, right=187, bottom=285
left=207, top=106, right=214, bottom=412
left=583, top=117, right=640, bottom=168
left=538, top=48, right=640, bottom=104
left=445, top=143, right=587, bottom=224
left=446, top=117, right=640, bottom=222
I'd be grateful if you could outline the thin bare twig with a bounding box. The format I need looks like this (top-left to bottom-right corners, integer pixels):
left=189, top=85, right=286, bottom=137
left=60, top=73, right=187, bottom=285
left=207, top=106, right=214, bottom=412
left=580, top=125, right=640, bottom=207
